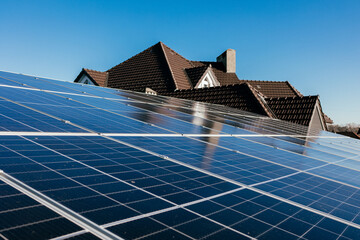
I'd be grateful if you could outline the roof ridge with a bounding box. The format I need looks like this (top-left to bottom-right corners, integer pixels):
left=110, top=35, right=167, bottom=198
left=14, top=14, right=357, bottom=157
left=314, top=96, right=328, bottom=131
left=83, top=68, right=105, bottom=73
left=107, top=42, right=162, bottom=72
left=285, top=81, right=303, bottom=97
left=240, top=79, right=289, bottom=83
left=160, top=42, right=193, bottom=89
left=159, top=42, right=195, bottom=67
left=265, top=95, right=319, bottom=100
left=184, top=65, right=208, bottom=71
left=159, top=42, right=178, bottom=89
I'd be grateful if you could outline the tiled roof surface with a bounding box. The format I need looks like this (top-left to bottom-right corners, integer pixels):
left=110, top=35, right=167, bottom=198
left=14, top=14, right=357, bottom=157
left=185, top=66, right=208, bottom=87
left=75, top=41, right=327, bottom=129
left=167, top=84, right=269, bottom=116
left=83, top=69, right=108, bottom=87
left=265, top=96, right=319, bottom=126
left=241, top=80, right=302, bottom=98
left=161, top=43, right=193, bottom=89
left=191, top=61, right=241, bottom=85
left=106, top=42, right=175, bottom=94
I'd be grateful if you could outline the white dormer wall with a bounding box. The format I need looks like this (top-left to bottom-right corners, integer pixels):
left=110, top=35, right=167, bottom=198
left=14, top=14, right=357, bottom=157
left=195, top=71, right=220, bottom=89
left=308, top=102, right=326, bottom=131
left=78, top=74, right=94, bottom=85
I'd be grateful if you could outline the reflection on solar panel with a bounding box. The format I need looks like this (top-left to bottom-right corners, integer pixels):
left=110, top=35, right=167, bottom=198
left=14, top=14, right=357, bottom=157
left=0, top=70, right=360, bottom=240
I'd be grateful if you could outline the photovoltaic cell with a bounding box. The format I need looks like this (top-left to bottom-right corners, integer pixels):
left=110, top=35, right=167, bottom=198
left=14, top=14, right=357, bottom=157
left=0, top=180, right=84, bottom=240
left=1, top=70, right=360, bottom=239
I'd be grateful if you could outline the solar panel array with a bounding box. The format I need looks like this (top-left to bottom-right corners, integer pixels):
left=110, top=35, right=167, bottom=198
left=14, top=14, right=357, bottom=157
left=0, top=70, right=360, bottom=240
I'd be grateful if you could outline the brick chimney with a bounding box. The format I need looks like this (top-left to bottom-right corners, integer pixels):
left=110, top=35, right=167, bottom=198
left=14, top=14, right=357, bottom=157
left=216, top=49, right=236, bottom=73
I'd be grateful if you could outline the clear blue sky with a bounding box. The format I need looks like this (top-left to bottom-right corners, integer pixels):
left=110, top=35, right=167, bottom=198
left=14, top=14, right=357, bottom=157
left=0, top=0, right=359, bottom=125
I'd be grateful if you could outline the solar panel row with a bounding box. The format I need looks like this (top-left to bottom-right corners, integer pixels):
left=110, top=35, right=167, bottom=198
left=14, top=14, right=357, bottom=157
left=0, top=70, right=360, bottom=239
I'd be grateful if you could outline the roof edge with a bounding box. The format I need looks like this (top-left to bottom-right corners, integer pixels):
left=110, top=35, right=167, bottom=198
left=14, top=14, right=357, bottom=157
left=107, top=41, right=162, bottom=72
left=314, top=96, right=328, bottom=131
left=245, top=83, right=276, bottom=118
left=159, top=42, right=178, bottom=89
left=285, top=81, right=303, bottom=97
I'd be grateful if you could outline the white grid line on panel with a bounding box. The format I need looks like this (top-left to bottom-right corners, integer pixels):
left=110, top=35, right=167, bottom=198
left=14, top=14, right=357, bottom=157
left=50, top=231, right=89, bottom=240
left=0, top=131, right=346, bottom=139
left=105, top=136, right=360, bottom=231
left=184, top=136, right=360, bottom=191
left=0, top=82, right=346, bottom=137
left=102, top=187, right=244, bottom=229
left=0, top=141, right=198, bottom=240
left=18, top=136, right=256, bottom=238
left=0, top=172, right=123, bottom=240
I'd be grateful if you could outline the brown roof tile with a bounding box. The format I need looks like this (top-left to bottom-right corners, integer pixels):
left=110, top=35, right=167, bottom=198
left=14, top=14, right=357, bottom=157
left=265, top=96, right=319, bottom=126
left=74, top=42, right=327, bottom=129
left=160, top=42, right=193, bottom=89
left=74, top=68, right=108, bottom=87
left=185, top=66, right=208, bottom=87
left=106, top=42, right=175, bottom=94
left=191, top=61, right=241, bottom=85
left=241, top=80, right=302, bottom=98
left=83, top=69, right=108, bottom=87
left=167, top=84, right=270, bottom=116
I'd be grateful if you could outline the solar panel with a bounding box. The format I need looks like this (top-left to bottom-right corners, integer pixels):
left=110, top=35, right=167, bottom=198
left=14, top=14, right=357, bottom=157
left=1, top=70, right=360, bottom=239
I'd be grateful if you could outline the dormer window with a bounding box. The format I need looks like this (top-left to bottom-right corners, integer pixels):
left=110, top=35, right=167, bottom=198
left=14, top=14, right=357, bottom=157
left=77, top=75, right=94, bottom=85
left=195, top=69, right=220, bottom=89
left=202, top=78, right=209, bottom=88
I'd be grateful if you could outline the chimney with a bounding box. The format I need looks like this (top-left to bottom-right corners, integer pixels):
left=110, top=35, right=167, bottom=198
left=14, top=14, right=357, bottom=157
left=216, top=49, right=236, bottom=73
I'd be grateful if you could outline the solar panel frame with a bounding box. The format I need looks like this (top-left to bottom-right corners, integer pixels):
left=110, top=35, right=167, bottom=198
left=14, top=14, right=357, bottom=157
left=1, top=70, right=360, bottom=239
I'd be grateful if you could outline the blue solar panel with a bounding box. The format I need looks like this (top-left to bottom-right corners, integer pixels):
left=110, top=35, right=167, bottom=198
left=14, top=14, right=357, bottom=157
left=0, top=179, right=84, bottom=239
left=1, top=70, right=360, bottom=239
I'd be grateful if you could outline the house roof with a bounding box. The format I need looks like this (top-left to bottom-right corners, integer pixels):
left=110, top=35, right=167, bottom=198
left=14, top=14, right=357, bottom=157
left=79, top=42, right=302, bottom=98
left=167, top=83, right=271, bottom=117
left=240, top=80, right=303, bottom=98
left=168, top=85, right=323, bottom=127
left=74, top=68, right=108, bottom=87
left=75, top=41, right=330, bottom=129
left=185, top=65, right=208, bottom=87
left=191, top=61, right=241, bottom=85
left=106, top=42, right=176, bottom=94
left=160, top=42, right=193, bottom=89
left=265, top=96, right=320, bottom=126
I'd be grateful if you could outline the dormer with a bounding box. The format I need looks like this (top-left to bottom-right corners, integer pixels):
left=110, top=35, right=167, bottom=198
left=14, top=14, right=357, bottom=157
left=77, top=74, right=95, bottom=85
left=74, top=68, right=108, bottom=87
left=195, top=67, right=220, bottom=89
left=185, top=65, right=220, bottom=89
